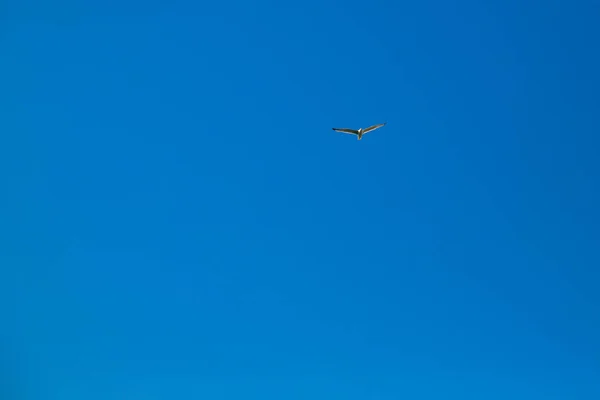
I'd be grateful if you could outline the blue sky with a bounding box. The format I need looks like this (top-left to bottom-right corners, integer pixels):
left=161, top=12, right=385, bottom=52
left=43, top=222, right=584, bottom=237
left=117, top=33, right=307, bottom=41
left=2, top=0, right=599, bottom=399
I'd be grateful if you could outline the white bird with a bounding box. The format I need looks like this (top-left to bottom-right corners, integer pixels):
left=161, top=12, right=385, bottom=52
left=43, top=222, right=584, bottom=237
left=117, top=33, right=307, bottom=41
left=332, top=122, right=386, bottom=140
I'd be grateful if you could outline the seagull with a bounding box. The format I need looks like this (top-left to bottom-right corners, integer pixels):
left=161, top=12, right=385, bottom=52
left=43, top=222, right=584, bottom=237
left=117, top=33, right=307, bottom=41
left=332, top=122, right=386, bottom=140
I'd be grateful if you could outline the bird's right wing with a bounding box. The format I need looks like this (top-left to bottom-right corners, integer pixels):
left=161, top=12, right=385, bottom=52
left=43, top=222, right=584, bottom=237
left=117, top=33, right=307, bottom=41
left=332, top=128, right=359, bottom=135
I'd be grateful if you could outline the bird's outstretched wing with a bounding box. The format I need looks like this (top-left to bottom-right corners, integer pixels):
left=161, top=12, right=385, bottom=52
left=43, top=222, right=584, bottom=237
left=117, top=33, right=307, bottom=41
left=362, top=123, right=386, bottom=134
left=332, top=128, right=359, bottom=135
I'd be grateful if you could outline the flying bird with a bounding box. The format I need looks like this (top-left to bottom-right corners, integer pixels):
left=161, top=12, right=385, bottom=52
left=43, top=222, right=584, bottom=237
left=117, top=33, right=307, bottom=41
left=332, top=123, right=386, bottom=140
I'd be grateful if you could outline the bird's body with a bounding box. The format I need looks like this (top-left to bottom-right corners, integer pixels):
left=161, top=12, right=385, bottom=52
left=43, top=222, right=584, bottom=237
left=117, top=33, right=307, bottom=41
left=332, top=123, right=386, bottom=140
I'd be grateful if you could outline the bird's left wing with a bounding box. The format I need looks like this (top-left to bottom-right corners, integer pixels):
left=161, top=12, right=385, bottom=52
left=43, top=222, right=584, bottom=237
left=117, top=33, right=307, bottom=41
left=362, top=123, right=386, bottom=133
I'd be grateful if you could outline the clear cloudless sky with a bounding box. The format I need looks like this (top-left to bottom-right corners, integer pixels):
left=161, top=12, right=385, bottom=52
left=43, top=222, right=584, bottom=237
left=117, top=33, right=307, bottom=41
left=2, top=0, right=599, bottom=399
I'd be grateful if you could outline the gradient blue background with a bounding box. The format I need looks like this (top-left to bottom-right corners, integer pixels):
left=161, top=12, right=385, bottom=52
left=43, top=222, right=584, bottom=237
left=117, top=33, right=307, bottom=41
left=2, top=1, right=599, bottom=399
